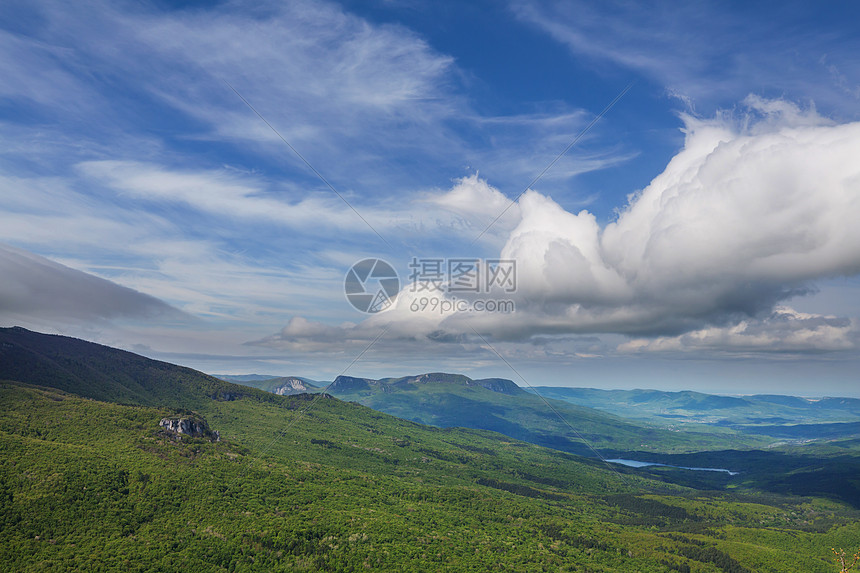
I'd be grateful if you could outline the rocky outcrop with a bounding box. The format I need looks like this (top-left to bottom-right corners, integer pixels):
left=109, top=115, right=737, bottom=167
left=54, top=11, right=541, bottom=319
left=272, top=377, right=313, bottom=395
left=159, top=417, right=220, bottom=442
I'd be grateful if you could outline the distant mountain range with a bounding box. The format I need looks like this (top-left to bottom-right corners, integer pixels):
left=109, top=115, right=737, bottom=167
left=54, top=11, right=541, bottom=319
left=529, top=386, right=860, bottom=438
left=281, top=371, right=769, bottom=455
left=211, top=370, right=860, bottom=449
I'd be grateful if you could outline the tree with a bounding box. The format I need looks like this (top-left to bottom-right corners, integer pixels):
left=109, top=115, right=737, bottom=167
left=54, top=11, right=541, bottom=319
left=832, top=548, right=860, bottom=572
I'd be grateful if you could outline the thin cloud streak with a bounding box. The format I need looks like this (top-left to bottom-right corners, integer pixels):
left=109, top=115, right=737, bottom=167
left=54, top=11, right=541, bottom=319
left=514, top=0, right=860, bottom=117
left=0, top=244, right=188, bottom=323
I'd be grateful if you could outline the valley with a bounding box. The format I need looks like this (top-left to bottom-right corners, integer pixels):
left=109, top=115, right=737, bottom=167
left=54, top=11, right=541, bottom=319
left=224, top=370, right=860, bottom=511
left=1, top=327, right=860, bottom=571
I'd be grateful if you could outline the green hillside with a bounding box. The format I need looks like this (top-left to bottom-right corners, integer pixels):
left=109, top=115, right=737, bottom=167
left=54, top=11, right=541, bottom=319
left=4, top=381, right=860, bottom=572
left=1, top=327, right=859, bottom=571
left=0, top=326, right=250, bottom=409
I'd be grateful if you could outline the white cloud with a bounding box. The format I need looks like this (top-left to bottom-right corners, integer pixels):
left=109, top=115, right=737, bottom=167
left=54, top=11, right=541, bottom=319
left=4, top=0, right=859, bottom=378
left=420, top=174, right=520, bottom=240
left=618, top=307, right=858, bottom=354
left=262, top=99, right=860, bottom=354
left=487, top=99, right=860, bottom=338
left=0, top=0, right=459, bottom=195
left=75, top=160, right=527, bottom=246
left=106, top=0, right=463, bottom=185
left=77, top=160, right=376, bottom=233
left=0, top=0, right=632, bottom=199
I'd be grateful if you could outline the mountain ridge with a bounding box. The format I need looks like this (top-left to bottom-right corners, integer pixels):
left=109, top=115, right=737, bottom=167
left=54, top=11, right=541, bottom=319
left=329, top=372, right=525, bottom=396
left=321, top=368, right=764, bottom=456
left=0, top=326, right=274, bottom=409
left=529, top=386, right=860, bottom=429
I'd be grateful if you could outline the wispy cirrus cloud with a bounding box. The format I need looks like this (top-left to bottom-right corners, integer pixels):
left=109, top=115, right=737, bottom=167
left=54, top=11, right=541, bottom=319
left=0, top=0, right=626, bottom=278
left=4, top=0, right=859, bottom=392
left=77, top=160, right=380, bottom=234
left=513, top=0, right=860, bottom=116
left=0, top=0, right=631, bottom=192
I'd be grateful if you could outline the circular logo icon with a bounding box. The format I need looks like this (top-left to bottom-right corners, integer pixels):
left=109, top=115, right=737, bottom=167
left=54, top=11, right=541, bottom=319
left=344, top=258, right=400, bottom=313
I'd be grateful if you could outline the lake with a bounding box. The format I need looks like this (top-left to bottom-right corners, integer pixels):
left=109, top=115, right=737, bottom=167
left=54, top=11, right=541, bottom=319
left=607, top=458, right=739, bottom=476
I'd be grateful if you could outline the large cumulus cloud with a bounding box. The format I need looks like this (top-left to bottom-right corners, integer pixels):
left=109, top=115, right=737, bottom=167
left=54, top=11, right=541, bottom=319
left=259, top=98, right=860, bottom=354
left=479, top=99, right=860, bottom=338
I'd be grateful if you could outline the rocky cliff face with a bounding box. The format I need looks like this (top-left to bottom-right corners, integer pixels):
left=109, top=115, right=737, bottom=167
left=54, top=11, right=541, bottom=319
left=159, top=417, right=220, bottom=442
left=272, top=377, right=313, bottom=395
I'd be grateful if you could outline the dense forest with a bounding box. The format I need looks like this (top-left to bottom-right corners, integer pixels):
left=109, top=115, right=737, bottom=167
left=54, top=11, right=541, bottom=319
left=1, top=328, right=859, bottom=571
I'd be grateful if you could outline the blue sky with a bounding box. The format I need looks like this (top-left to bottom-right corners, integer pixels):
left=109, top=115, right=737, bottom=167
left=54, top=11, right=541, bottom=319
left=2, top=0, right=860, bottom=396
